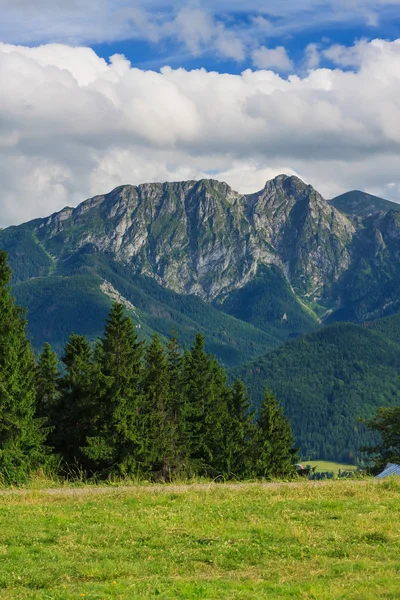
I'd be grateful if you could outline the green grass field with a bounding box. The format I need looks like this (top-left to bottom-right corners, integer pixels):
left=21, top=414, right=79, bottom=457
left=304, top=461, right=358, bottom=474
left=1, top=480, right=400, bottom=599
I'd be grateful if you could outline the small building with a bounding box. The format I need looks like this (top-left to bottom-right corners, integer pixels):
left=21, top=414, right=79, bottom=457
left=376, top=463, right=400, bottom=478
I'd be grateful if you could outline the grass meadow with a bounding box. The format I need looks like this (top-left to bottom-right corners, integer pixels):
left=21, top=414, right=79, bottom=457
left=0, top=480, right=399, bottom=599
left=305, top=461, right=358, bottom=474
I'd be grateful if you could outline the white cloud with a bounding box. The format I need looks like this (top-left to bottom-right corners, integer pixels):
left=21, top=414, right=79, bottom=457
left=1, top=38, right=400, bottom=226
left=2, top=0, right=400, bottom=61
left=252, top=46, right=293, bottom=71
left=305, top=43, right=321, bottom=69
left=173, top=7, right=214, bottom=55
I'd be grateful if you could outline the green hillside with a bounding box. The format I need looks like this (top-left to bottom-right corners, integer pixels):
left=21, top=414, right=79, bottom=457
left=232, top=322, right=400, bottom=462
left=13, top=252, right=278, bottom=367
left=215, top=264, right=319, bottom=341
left=366, top=312, right=400, bottom=345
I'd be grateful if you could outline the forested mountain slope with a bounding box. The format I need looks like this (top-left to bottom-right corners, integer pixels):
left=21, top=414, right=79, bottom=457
left=12, top=254, right=278, bottom=367
left=231, top=322, right=400, bottom=462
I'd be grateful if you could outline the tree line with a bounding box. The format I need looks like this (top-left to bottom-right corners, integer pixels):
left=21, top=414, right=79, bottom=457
left=0, top=251, right=296, bottom=484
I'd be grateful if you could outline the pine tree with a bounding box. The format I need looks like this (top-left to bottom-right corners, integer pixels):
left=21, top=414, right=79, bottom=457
left=166, top=332, right=187, bottom=474
left=83, top=303, right=145, bottom=477
left=36, top=343, right=59, bottom=420
left=52, top=334, right=97, bottom=472
left=205, top=356, right=230, bottom=475
left=166, top=332, right=184, bottom=420
left=253, top=387, right=295, bottom=479
left=143, top=334, right=181, bottom=480
left=0, top=251, right=50, bottom=484
left=224, top=380, right=255, bottom=479
left=182, top=334, right=229, bottom=475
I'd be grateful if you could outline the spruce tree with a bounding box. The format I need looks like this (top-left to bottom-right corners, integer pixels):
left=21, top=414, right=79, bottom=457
left=205, top=356, right=230, bottom=475
left=83, top=303, right=144, bottom=477
left=224, top=380, right=254, bottom=479
left=0, top=251, right=50, bottom=483
left=53, top=334, right=97, bottom=472
left=253, top=387, right=295, bottom=479
left=143, top=334, right=180, bottom=480
left=166, top=332, right=187, bottom=473
left=36, top=343, right=59, bottom=420
left=166, top=332, right=185, bottom=420
left=182, top=334, right=229, bottom=475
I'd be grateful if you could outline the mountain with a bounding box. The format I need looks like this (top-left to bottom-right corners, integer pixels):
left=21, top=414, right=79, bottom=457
left=325, top=209, right=400, bottom=323
left=11, top=258, right=279, bottom=367
left=1, top=174, right=400, bottom=363
left=231, top=321, right=400, bottom=463
left=331, top=190, right=400, bottom=218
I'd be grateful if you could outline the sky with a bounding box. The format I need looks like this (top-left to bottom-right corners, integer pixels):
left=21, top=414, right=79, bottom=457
left=1, top=0, right=400, bottom=226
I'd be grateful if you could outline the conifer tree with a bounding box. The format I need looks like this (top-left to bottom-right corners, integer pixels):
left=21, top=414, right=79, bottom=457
left=83, top=303, right=144, bottom=476
left=143, top=334, right=180, bottom=480
left=166, top=332, right=187, bottom=472
left=36, top=343, right=59, bottom=420
left=53, top=334, right=97, bottom=471
left=166, top=332, right=185, bottom=420
left=224, top=380, right=255, bottom=479
left=182, top=334, right=229, bottom=475
left=253, top=387, right=295, bottom=479
left=205, top=356, right=230, bottom=475
left=0, top=251, right=50, bottom=483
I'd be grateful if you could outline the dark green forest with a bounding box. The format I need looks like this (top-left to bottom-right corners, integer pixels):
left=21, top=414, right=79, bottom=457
left=0, top=252, right=295, bottom=485
left=232, top=322, right=400, bottom=462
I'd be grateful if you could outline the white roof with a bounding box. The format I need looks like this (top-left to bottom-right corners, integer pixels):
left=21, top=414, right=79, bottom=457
left=376, top=463, right=400, bottom=478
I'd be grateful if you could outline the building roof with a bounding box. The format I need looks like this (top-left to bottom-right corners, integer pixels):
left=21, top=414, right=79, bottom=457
left=376, top=463, right=400, bottom=478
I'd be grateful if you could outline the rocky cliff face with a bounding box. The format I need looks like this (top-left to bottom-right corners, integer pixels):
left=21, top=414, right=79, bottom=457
left=34, top=175, right=356, bottom=302
left=245, top=175, right=354, bottom=297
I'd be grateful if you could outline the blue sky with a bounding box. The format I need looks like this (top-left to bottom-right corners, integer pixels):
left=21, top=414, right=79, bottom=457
left=1, top=0, right=400, bottom=225
left=91, top=7, right=400, bottom=74
left=3, top=0, right=400, bottom=73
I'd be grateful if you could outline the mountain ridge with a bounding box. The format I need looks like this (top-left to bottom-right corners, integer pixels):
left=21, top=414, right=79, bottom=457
left=1, top=174, right=400, bottom=366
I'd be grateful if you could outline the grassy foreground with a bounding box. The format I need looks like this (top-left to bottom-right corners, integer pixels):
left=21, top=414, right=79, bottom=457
left=0, top=480, right=400, bottom=599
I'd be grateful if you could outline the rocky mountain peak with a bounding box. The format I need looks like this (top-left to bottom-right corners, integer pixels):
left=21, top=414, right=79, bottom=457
left=28, top=175, right=359, bottom=301
left=266, top=174, right=311, bottom=195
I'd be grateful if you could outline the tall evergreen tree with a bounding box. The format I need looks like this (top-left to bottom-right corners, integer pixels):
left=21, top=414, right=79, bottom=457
left=166, top=332, right=185, bottom=421
left=36, top=343, right=59, bottom=420
left=0, top=251, right=50, bottom=483
left=205, top=356, right=230, bottom=475
left=253, top=387, right=296, bottom=479
left=52, top=334, right=97, bottom=472
left=83, top=303, right=144, bottom=477
left=224, top=380, right=255, bottom=479
left=143, top=334, right=181, bottom=480
left=166, top=332, right=187, bottom=473
left=182, top=334, right=229, bottom=475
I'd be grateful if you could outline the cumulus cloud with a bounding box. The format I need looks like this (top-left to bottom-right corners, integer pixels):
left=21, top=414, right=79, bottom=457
left=252, top=46, right=293, bottom=71
left=1, top=38, right=400, bottom=226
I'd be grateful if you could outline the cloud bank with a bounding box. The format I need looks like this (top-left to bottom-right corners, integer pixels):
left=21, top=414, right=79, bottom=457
left=1, top=38, right=400, bottom=226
